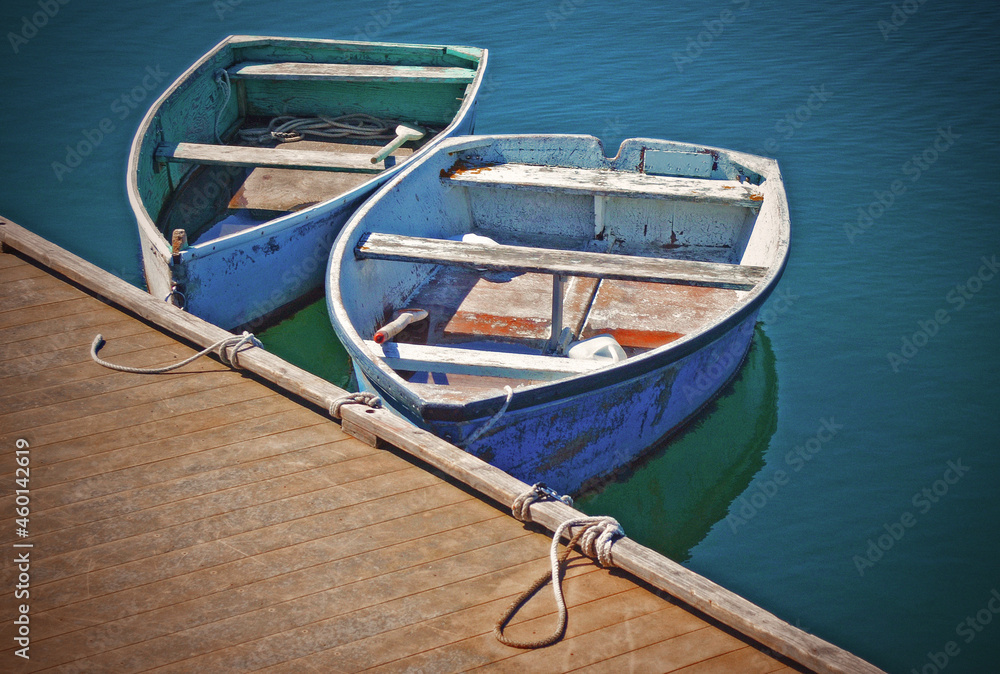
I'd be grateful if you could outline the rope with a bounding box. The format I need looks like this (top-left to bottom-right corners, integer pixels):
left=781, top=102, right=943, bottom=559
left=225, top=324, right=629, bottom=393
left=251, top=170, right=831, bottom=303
left=494, top=516, right=625, bottom=649
left=237, top=113, right=401, bottom=145
left=214, top=69, right=232, bottom=144
left=511, top=483, right=574, bottom=523
left=462, top=385, right=513, bottom=447
left=329, top=391, right=382, bottom=419
left=90, top=331, right=261, bottom=374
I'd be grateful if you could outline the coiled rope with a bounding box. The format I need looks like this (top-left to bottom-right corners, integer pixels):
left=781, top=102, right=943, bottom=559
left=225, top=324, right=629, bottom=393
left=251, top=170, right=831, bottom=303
left=328, top=391, right=382, bottom=419
left=495, top=513, right=625, bottom=649
left=237, top=113, right=400, bottom=145
left=90, top=331, right=261, bottom=374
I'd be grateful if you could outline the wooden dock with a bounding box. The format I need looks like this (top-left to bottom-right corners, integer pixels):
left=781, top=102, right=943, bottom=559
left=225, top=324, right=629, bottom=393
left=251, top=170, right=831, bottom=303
left=0, top=218, right=882, bottom=673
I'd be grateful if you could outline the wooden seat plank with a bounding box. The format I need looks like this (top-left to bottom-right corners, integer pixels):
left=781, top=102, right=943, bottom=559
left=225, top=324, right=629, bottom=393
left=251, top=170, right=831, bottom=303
left=155, top=142, right=386, bottom=173
left=356, top=232, right=767, bottom=290
left=444, top=162, right=765, bottom=206
left=228, top=61, right=476, bottom=83
left=366, top=340, right=608, bottom=379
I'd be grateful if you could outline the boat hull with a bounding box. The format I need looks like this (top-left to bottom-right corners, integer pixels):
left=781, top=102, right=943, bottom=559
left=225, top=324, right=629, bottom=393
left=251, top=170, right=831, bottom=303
left=356, top=310, right=758, bottom=495
left=329, top=134, right=789, bottom=496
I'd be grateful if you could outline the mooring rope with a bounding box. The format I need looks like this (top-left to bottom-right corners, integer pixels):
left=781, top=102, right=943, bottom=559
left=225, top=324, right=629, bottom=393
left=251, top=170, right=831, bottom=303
left=463, top=385, right=513, bottom=448
left=329, top=391, right=382, bottom=419
left=495, top=515, right=625, bottom=649
left=90, top=331, right=261, bottom=374
left=237, top=113, right=399, bottom=145
left=511, top=483, right=574, bottom=523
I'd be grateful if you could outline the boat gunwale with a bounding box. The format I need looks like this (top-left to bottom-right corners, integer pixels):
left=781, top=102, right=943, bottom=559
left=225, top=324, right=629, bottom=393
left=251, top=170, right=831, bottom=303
left=327, top=134, right=790, bottom=424
left=126, top=34, right=488, bottom=262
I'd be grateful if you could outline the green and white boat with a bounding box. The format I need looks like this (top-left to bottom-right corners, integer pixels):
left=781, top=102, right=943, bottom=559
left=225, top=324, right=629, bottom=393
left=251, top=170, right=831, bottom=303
left=128, top=35, right=487, bottom=330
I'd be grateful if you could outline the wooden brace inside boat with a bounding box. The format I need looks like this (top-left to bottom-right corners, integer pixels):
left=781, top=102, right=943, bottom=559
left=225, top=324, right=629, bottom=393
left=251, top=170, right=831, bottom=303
left=365, top=340, right=608, bottom=380
left=226, top=62, right=477, bottom=83
left=442, top=162, right=765, bottom=207
left=355, top=232, right=768, bottom=290
left=155, top=142, right=389, bottom=173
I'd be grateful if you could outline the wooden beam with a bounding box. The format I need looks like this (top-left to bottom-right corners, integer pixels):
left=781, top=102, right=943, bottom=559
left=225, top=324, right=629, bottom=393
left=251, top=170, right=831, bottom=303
left=228, top=61, right=476, bottom=83
left=356, top=232, right=768, bottom=290
left=364, top=340, right=606, bottom=380
left=444, top=162, right=764, bottom=207
left=155, top=142, right=385, bottom=173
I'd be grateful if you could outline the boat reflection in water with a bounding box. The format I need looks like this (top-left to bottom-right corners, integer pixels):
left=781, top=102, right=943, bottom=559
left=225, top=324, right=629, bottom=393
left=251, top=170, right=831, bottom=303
left=575, top=325, right=778, bottom=562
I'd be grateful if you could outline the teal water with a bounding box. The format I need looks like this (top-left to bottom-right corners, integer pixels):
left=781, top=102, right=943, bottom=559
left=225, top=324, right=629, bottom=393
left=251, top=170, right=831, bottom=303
left=2, top=1, right=998, bottom=671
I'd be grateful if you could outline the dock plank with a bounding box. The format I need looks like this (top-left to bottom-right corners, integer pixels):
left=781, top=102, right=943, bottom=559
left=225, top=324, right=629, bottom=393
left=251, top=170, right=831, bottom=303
left=0, top=240, right=827, bottom=674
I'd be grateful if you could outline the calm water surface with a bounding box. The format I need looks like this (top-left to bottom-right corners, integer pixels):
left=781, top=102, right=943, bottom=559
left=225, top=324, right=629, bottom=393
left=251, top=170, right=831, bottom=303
left=2, top=1, right=998, bottom=671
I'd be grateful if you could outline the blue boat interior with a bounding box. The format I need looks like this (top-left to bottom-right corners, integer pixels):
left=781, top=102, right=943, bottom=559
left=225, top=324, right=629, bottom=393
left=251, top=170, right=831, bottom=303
left=341, top=137, right=779, bottom=402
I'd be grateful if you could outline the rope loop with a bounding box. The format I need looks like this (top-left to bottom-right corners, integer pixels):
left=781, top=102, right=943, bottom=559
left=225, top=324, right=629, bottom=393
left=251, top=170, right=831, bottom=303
left=90, top=331, right=261, bottom=375
left=494, top=516, right=625, bottom=649
left=329, top=391, right=382, bottom=419
left=511, top=483, right=574, bottom=523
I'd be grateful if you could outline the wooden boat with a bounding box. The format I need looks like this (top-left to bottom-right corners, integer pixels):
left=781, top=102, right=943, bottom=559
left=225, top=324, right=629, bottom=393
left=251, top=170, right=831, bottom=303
left=326, top=134, right=789, bottom=494
left=128, top=35, right=487, bottom=330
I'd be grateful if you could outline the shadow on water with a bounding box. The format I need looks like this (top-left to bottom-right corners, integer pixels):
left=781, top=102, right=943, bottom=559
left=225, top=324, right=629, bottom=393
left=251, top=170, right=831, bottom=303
left=257, top=298, right=354, bottom=391
left=575, top=325, right=779, bottom=562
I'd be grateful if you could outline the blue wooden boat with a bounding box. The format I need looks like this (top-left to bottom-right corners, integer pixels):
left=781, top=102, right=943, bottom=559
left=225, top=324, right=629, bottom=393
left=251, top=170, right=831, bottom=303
left=128, top=35, right=487, bottom=330
left=326, top=134, right=789, bottom=494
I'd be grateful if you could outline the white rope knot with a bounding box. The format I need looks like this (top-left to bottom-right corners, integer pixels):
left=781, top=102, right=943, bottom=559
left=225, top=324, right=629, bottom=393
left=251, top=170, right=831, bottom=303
left=569, top=516, right=625, bottom=568
left=217, top=332, right=262, bottom=369
left=511, top=483, right=574, bottom=523
left=329, top=392, right=382, bottom=419
left=90, top=331, right=261, bottom=374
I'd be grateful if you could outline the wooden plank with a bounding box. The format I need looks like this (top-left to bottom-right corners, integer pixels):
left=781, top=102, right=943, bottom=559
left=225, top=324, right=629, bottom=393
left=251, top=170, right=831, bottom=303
left=572, top=622, right=745, bottom=672
left=365, top=340, right=607, bottom=380
left=40, top=525, right=542, bottom=671
left=0, top=294, right=94, bottom=329
left=672, top=646, right=793, bottom=673
left=269, top=565, right=614, bottom=672
left=228, top=61, right=476, bottom=83
left=21, top=386, right=278, bottom=470
left=30, top=481, right=471, bottom=609
left=356, top=232, right=768, bottom=290
left=445, top=162, right=765, bottom=206
left=155, top=142, right=386, bottom=173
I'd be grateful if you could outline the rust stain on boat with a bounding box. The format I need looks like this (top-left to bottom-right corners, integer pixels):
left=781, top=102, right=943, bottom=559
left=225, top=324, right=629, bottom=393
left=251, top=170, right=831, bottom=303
left=440, top=159, right=497, bottom=179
